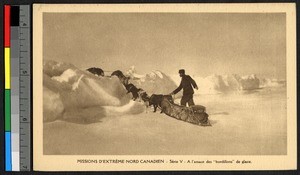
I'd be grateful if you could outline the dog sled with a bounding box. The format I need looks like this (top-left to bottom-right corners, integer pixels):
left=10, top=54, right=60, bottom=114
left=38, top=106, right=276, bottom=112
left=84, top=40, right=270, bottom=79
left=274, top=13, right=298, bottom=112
left=161, top=98, right=210, bottom=126
left=110, top=70, right=210, bottom=126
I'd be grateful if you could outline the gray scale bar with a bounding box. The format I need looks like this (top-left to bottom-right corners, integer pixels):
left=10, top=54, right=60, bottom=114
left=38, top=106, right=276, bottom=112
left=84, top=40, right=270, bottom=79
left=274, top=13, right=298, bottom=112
left=11, top=26, right=20, bottom=171
left=19, top=5, right=31, bottom=171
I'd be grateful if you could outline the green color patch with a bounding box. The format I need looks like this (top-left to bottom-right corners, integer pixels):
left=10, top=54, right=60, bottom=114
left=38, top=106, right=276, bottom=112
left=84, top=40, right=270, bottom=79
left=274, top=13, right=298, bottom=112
left=5, top=90, right=11, bottom=131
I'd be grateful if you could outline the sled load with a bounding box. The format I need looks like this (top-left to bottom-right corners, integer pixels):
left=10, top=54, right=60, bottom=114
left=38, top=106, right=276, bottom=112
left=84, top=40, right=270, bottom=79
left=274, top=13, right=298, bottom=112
left=161, top=97, right=210, bottom=126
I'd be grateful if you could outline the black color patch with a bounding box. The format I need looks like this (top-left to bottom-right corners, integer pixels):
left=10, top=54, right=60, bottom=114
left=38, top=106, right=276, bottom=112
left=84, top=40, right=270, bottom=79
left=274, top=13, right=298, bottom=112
left=11, top=6, right=19, bottom=26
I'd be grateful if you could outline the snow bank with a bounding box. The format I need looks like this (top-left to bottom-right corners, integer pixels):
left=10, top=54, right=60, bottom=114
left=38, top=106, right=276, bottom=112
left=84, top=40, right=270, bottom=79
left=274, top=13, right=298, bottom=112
left=126, top=66, right=177, bottom=95
left=43, top=86, right=64, bottom=122
left=43, top=61, right=177, bottom=123
left=260, top=78, right=285, bottom=88
left=43, top=60, right=285, bottom=123
left=44, top=60, right=133, bottom=123
left=51, top=69, right=77, bottom=83
left=104, top=100, right=145, bottom=115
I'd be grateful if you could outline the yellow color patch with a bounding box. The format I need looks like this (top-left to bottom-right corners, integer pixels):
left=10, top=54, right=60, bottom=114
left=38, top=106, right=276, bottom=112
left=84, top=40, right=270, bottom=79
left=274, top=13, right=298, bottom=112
left=5, top=47, right=10, bottom=89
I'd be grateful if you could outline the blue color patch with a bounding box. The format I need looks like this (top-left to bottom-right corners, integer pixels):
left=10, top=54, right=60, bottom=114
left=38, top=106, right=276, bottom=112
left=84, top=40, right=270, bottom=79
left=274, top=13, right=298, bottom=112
left=5, top=132, right=12, bottom=171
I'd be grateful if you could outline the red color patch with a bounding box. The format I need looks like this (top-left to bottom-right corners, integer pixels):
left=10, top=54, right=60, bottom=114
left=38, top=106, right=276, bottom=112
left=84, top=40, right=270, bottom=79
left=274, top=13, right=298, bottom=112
left=4, top=5, right=11, bottom=47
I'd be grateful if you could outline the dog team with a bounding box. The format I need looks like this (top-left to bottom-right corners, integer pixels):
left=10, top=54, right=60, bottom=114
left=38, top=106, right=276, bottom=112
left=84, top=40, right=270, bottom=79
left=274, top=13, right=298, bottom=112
left=87, top=68, right=198, bottom=113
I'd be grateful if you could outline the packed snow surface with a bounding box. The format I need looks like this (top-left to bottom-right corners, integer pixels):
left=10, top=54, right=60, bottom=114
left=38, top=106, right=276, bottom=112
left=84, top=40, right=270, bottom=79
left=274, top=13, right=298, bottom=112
left=43, top=60, right=287, bottom=155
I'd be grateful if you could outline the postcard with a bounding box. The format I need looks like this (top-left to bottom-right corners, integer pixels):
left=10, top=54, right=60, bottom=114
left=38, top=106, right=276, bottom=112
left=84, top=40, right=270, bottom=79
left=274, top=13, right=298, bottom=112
left=33, top=3, right=296, bottom=171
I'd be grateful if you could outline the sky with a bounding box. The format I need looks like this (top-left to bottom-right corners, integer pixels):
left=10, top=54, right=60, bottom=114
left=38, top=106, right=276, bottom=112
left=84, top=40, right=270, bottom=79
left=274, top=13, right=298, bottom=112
left=43, top=13, right=286, bottom=79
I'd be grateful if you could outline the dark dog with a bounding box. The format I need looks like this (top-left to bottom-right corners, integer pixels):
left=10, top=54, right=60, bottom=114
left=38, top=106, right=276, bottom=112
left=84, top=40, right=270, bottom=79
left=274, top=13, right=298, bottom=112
left=125, top=83, right=141, bottom=101
left=86, top=67, right=104, bottom=76
left=149, top=94, right=174, bottom=113
left=111, top=70, right=124, bottom=77
left=111, top=70, right=130, bottom=86
left=137, top=90, right=151, bottom=113
left=139, top=91, right=150, bottom=103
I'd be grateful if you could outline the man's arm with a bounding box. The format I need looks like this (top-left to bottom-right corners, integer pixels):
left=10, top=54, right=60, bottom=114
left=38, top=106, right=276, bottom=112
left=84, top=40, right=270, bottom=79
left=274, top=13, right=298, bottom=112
left=189, top=76, right=198, bottom=89
left=172, top=81, right=183, bottom=95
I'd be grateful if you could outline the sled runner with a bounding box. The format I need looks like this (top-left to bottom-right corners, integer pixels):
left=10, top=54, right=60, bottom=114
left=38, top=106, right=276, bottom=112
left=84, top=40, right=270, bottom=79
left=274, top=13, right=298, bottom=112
left=161, top=97, right=210, bottom=126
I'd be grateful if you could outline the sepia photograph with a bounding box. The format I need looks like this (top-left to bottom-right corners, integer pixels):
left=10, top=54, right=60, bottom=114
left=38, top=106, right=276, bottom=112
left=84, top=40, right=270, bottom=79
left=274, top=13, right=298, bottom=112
left=33, top=3, right=296, bottom=171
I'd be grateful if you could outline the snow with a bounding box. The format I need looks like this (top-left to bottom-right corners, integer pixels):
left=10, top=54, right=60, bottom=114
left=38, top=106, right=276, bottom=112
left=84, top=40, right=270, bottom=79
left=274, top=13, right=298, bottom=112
left=147, top=71, right=164, bottom=79
left=170, top=74, right=285, bottom=95
left=85, top=78, right=121, bottom=106
left=260, top=78, right=284, bottom=88
left=44, top=86, right=286, bottom=155
left=43, top=60, right=287, bottom=155
left=43, top=87, right=64, bottom=122
left=126, top=66, right=164, bottom=80
left=43, top=61, right=176, bottom=123
left=126, top=66, right=146, bottom=79
left=104, top=100, right=145, bottom=114
left=43, top=60, right=132, bottom=122
left=239, top=74, right=260, bottom=90
left=72, top=74, right=84, bottom=91
left=127, top=67, right=177, bottom=95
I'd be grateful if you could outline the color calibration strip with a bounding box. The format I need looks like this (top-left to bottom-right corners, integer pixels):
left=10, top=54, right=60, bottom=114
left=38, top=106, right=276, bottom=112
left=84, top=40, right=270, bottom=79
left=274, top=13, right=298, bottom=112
left=4, top=4, right=12, bottom=171
left=4, top=5, right=31, bottom=171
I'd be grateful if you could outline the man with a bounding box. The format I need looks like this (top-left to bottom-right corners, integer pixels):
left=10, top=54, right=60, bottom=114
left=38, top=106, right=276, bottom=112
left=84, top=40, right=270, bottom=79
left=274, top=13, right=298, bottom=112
left=170, top=69, right=198, bottom=107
